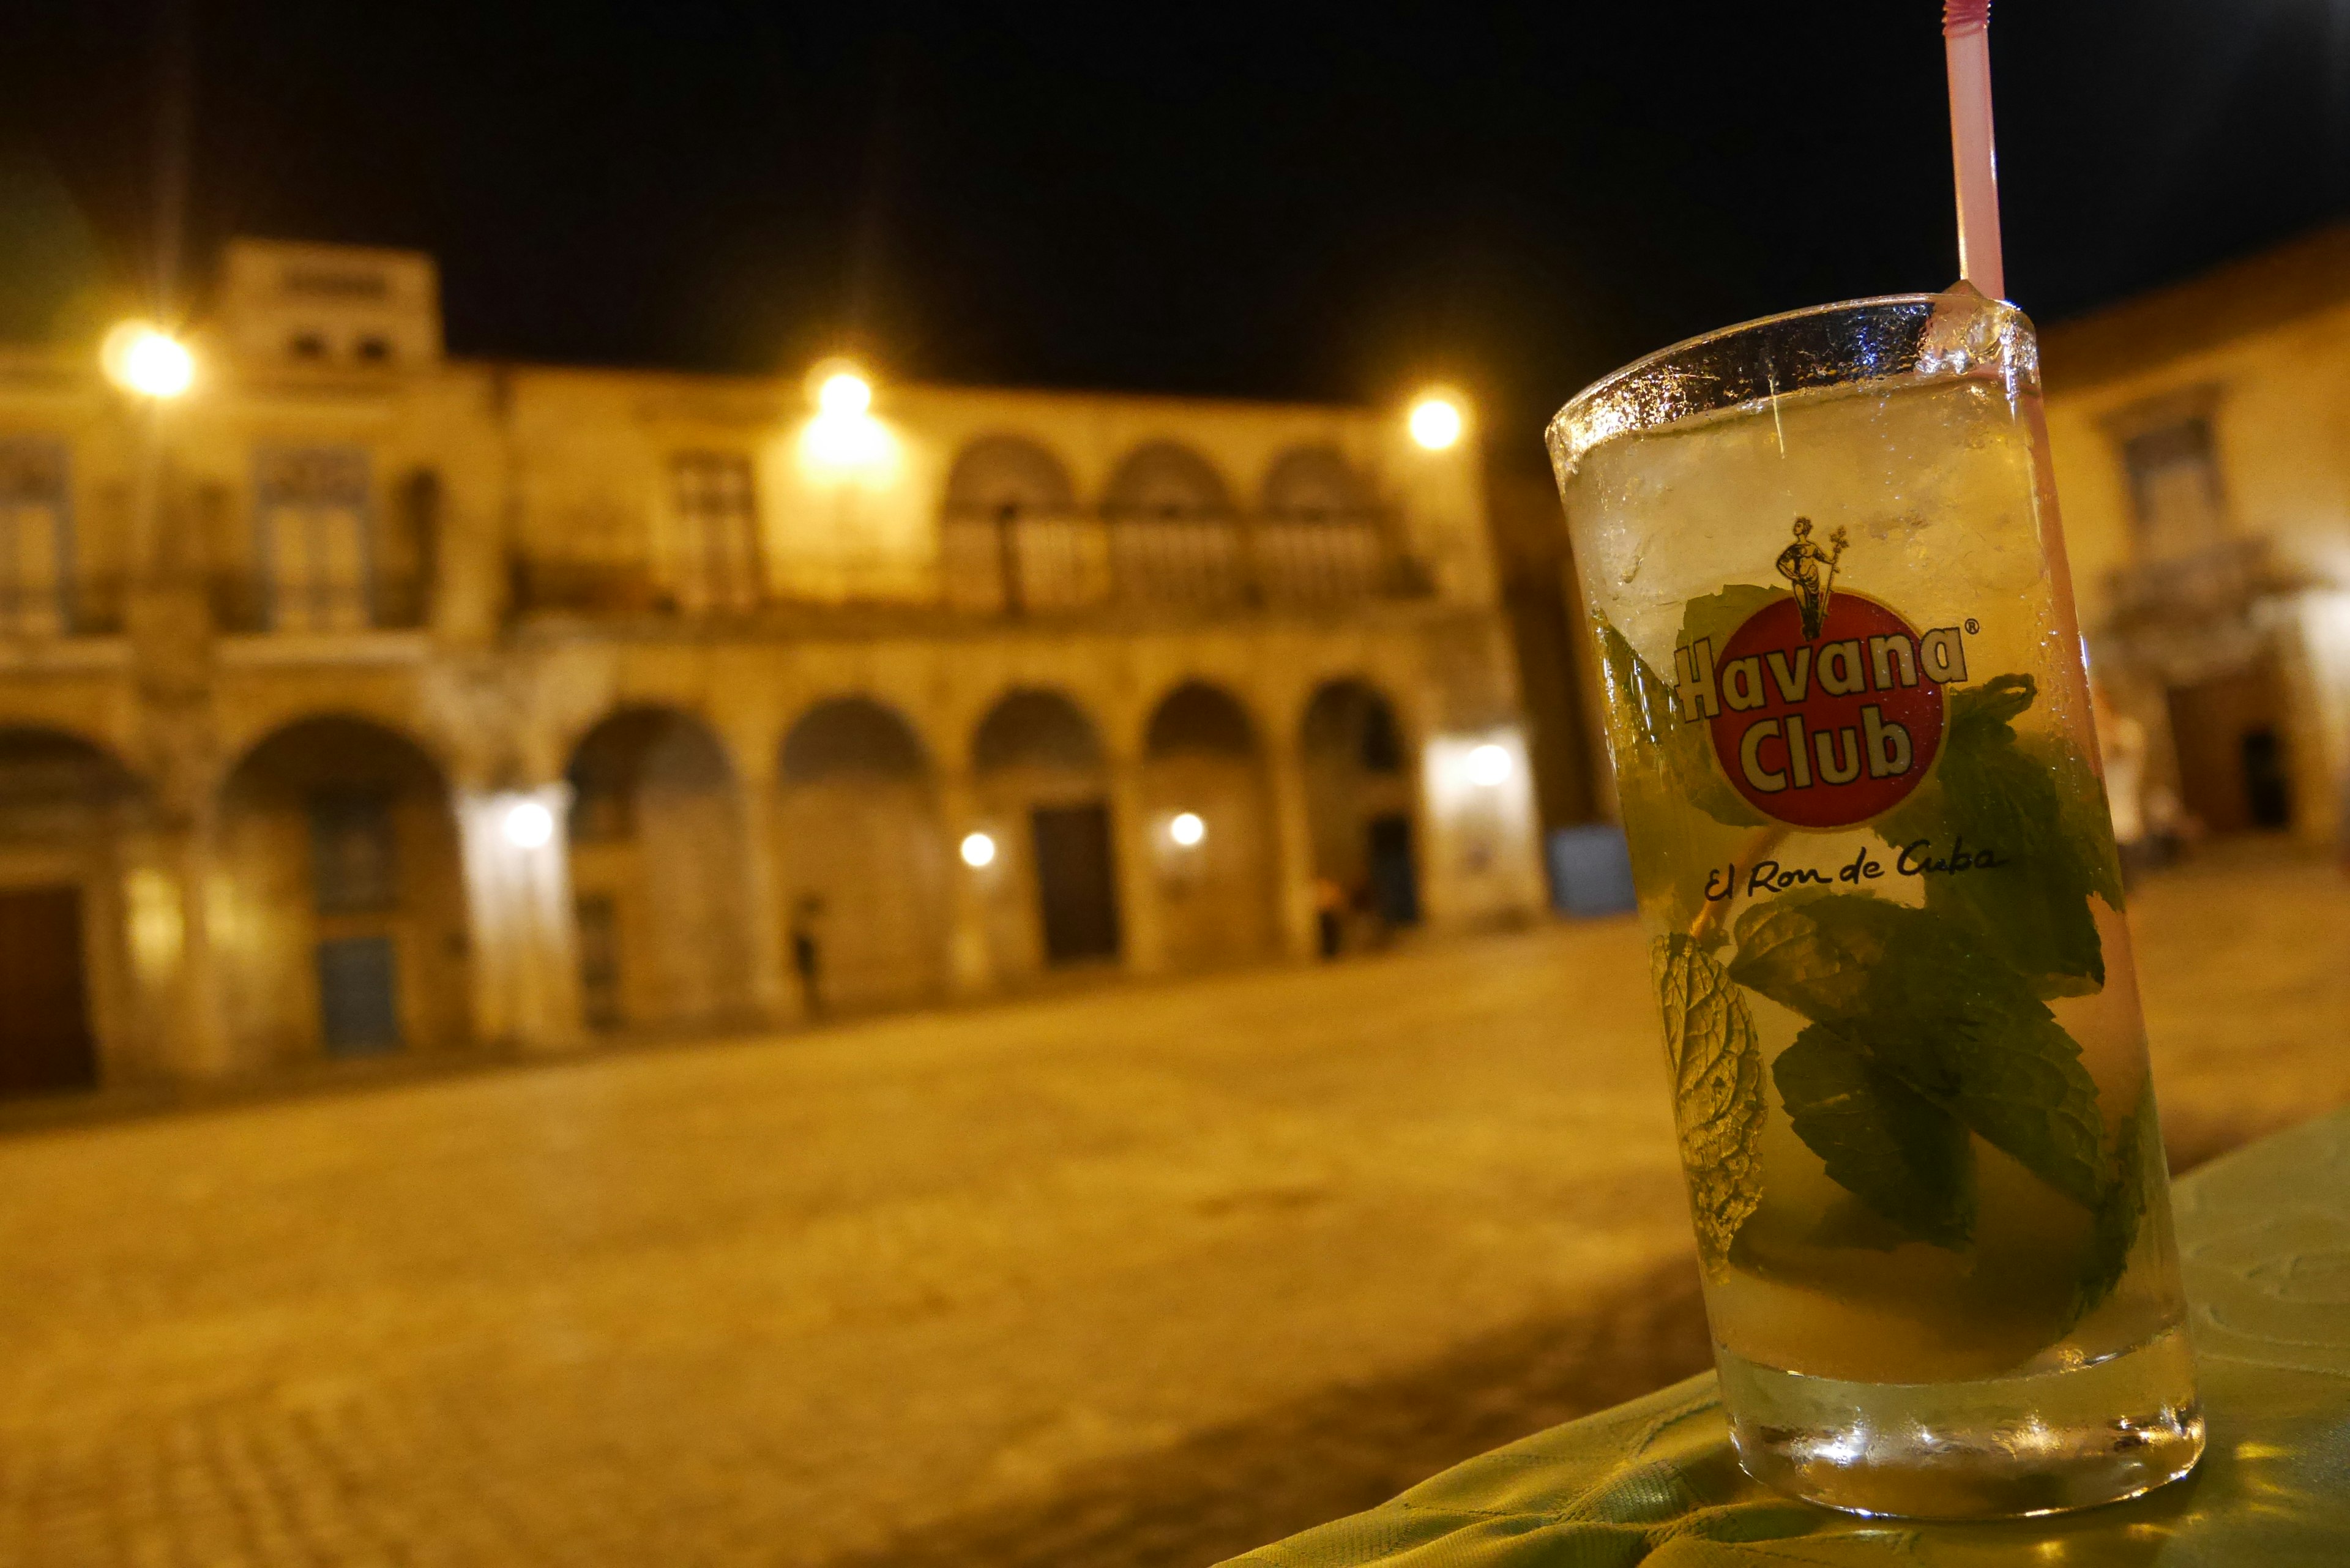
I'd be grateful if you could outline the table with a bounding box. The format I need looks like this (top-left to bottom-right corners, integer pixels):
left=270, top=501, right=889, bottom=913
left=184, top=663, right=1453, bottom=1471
left=1225, top=1108, right=2350, bottom=1566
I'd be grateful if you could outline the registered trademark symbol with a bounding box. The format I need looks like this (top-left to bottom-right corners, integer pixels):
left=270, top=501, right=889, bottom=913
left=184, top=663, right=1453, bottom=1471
left=1964, top=618, right=1980, bottom=635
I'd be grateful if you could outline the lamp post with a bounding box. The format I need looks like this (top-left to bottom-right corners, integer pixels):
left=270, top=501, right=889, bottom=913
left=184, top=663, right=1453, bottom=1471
left=102, top=318, right=221, bottom=1075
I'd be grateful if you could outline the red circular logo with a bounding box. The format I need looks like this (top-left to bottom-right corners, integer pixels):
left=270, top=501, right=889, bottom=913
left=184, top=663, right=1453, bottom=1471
left=1707, top=593, right=1945, bottom=828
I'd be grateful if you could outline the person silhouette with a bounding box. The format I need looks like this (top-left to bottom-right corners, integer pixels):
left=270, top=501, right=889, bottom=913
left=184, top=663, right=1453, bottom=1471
left=1775, top=516, right=1849, bottom=640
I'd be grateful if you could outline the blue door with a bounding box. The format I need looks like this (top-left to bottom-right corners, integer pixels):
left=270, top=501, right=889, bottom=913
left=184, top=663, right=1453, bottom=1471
left=316, top=936, right=401, bottom=1056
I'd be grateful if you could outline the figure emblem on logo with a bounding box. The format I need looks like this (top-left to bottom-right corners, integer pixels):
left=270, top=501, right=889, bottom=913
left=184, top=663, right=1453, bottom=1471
left=1774, top=516, right=1849, bottom=641
left=1674, top=523, right=1975, bottom=829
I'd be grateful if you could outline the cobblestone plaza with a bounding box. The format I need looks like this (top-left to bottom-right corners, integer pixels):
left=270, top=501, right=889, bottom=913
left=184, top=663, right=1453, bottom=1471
left=0, top=850, right=2342, bottom=1567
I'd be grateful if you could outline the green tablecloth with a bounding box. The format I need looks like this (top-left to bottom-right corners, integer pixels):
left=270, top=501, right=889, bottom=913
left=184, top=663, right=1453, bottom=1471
left=1226, top=1108, right=2350, bottom=1567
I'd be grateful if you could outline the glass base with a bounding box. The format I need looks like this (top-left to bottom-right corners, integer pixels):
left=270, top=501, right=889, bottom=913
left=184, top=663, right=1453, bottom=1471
left=1718, top=1325, right=2204, bottom=1519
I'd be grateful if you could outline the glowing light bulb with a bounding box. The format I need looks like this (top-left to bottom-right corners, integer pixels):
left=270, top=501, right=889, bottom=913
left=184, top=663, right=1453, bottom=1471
left=1168, top=812, right=1206, bottom=848
left=1466, top=743, right=1511, bottom=788
left=1409, top=395, right=1463, bottom=451
left=502, top=799, right=556, bottom=849
left=102, top=322, right=195, bottom=398
left=818, top=370, right=872, bottom=416
left=960, top=831, right=997, bottom=868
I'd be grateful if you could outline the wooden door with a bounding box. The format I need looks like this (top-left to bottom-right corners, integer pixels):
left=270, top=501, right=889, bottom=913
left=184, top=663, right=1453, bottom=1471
left=1031, top=803, right=1121, bottom=965
left=0, top=886, right=95, bottom=1096
left=2167, top=661, right=2291, bottom=835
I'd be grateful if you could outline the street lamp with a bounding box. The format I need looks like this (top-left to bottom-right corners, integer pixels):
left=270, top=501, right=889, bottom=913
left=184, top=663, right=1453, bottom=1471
left=1409, top=393, right=1464, bottom=451
left=960, top=831, right=998, bottom=868
left=802, top=358, right=889, bottom=471
left=102, top=321, right=195, bottom=398
left=1168, top=812, right=1206, bottom=848
left=818, top=368, right=872, bottom=416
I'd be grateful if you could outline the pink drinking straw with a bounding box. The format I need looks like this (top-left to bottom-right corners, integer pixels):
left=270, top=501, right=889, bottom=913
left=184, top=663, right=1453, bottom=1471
left=1943, top=0, right=2005, bottom=300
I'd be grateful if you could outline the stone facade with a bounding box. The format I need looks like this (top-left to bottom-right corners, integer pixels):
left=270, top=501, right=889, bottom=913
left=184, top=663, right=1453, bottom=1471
left=2041, top=226, right=2350, bottom=850
left=0, top=239, right=1543, bottom=1091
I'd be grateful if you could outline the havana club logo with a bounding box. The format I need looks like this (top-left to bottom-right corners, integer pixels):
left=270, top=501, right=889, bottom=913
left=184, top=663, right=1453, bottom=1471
left=1674, top=518, right=1972, bottom=829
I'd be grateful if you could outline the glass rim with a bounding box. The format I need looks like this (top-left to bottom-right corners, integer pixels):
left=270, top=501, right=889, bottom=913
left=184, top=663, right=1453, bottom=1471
left=1546, top=290, right=2029, bottom=471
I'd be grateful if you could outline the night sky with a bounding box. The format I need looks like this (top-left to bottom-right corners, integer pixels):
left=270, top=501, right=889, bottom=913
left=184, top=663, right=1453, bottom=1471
left=7, top=1, right=2346, bottom=471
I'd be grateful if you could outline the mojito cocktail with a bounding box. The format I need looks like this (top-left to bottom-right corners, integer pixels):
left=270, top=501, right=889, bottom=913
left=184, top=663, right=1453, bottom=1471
left=1548, top=291, right=2201, bottom=1517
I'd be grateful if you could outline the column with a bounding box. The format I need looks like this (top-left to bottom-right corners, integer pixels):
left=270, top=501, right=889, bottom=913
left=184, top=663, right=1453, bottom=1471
left=121, top=812, right=231, bottom=1079
left=734, top=767, right=796, bottom=1026
left=1266, top=747, right=1321, bottom=961
left=455, top=783, right=583, bottom=1053
left=1107, top=755, right=1166, bottom=977
left=936, top=769, right=994, bottom=996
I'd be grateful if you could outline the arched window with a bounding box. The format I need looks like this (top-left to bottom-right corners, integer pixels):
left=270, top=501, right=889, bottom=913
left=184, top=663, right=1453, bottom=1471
left=1102, top=442, right=1242, bottom=606
left=939, top=436, right=1101, bottom=614
left=1258, top=446, right=1384, bottom=603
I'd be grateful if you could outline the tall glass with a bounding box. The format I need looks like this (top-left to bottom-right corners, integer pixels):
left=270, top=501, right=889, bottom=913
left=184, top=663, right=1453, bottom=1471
left=1546, top=290, right=2201, bottom=1518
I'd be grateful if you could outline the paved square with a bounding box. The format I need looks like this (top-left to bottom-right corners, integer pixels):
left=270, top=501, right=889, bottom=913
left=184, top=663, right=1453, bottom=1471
left=0, top=849, right=2342, bottom=1567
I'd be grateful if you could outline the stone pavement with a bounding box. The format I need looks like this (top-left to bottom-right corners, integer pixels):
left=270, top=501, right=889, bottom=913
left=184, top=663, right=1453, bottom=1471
left=0, top=848, right=2343, bottom=1568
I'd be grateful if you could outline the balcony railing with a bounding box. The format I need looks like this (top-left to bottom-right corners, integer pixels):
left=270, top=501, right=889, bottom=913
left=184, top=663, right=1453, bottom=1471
left=210, top=572, right=431, bottom=634
left=2102, top=535, right=2302, bottom=633
left=939, top=512, right=1413, bottom=618
left=506, top=510, right=1432, bottom=629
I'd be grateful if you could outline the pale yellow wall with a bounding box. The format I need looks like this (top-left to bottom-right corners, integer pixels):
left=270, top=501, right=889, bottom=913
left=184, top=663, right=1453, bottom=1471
left=2043, top=288, right=2350, bottom=845
left=493, top=368, right=1498, bottom=613
left=0, top=252, right=1542, bottom=1088
left=2043, top=298, right=2350, bottom=627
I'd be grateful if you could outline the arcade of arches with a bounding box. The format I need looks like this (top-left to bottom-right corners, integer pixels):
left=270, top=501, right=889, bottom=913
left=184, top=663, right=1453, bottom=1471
left=0, top=673, right=1538, bottom=1095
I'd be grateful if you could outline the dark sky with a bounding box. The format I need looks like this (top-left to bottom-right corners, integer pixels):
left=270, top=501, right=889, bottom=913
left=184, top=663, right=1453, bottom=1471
left=7, top=1, right=2346, bottom=468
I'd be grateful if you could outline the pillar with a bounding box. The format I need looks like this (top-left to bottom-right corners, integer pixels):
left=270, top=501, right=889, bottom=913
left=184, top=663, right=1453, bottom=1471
left=121, top=813, right=231, bottom=1080
left=936, top=769, right=994, bottom=996
left=1266, top=746, right=1321, bottom=960
left=455, top=783, right=583, bottom=1053
left=734, top=764, right=796, bottom=1026
left=1108, top=754, right=1166, bottom=977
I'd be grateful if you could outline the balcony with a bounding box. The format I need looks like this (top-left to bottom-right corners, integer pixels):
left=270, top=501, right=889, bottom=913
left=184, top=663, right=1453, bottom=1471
left=510, top=511, right=1430, bottom=633
left=2097, top=534, right=2309, bottom=681
left=937, top=512, right=1418, bottom=618
left=209, top=571, right=431, bottom=634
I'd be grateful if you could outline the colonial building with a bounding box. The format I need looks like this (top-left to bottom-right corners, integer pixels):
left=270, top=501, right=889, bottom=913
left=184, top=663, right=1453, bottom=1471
left=2040, top=226, right=2350, bottom=849
left=0, top=239, right=1542, bottom=1096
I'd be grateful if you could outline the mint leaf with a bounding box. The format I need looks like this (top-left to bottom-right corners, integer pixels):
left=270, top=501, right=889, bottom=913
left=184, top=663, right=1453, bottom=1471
left=1729, top=895, right=2106, bottom=1229
left=1651, top=933, right=1767, bottom=1277
left=1594, top=616, right=1764, bottom=835
left=1773, top=1023, right=1974, bottom=1250
left=2023, top=727, right=2127, bottom=912
left=2072, top=1084, right=2160, bottom=1326
left=1878, top=673, right=2122, bottom=998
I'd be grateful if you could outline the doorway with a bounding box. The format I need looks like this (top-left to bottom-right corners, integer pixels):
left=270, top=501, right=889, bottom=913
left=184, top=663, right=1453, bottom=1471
left=1031, top=803, right=1121, bottom=964
left=2167, top=661, right=2292, bottom=835
left=316, top=935, right=401, bottom=1056
left=0, top=886, right=95, bottom=1095
left=1367, top=813, right=1422, bottom=927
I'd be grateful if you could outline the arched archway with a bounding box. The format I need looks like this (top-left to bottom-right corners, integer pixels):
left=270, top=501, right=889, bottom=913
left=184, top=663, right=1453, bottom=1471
left=1102, top=441, right=1242, bottom=605
left=940, top=435, right=1105, bottom=613
left=1300, top=679, right=1422, bottom=949
left=565, top=707, right=753, bottom=1032
left=0, top=728, right=143, bottom=1094
left=971, top=689, right=1119, bottom=974
left=1142, top=681, right=1277, bottom=969
left=1258, top=446, right=1383, bottom=603
left=217, top=715, right=470, bottom=1062
left=775, top=697, right=947, bottom=1013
